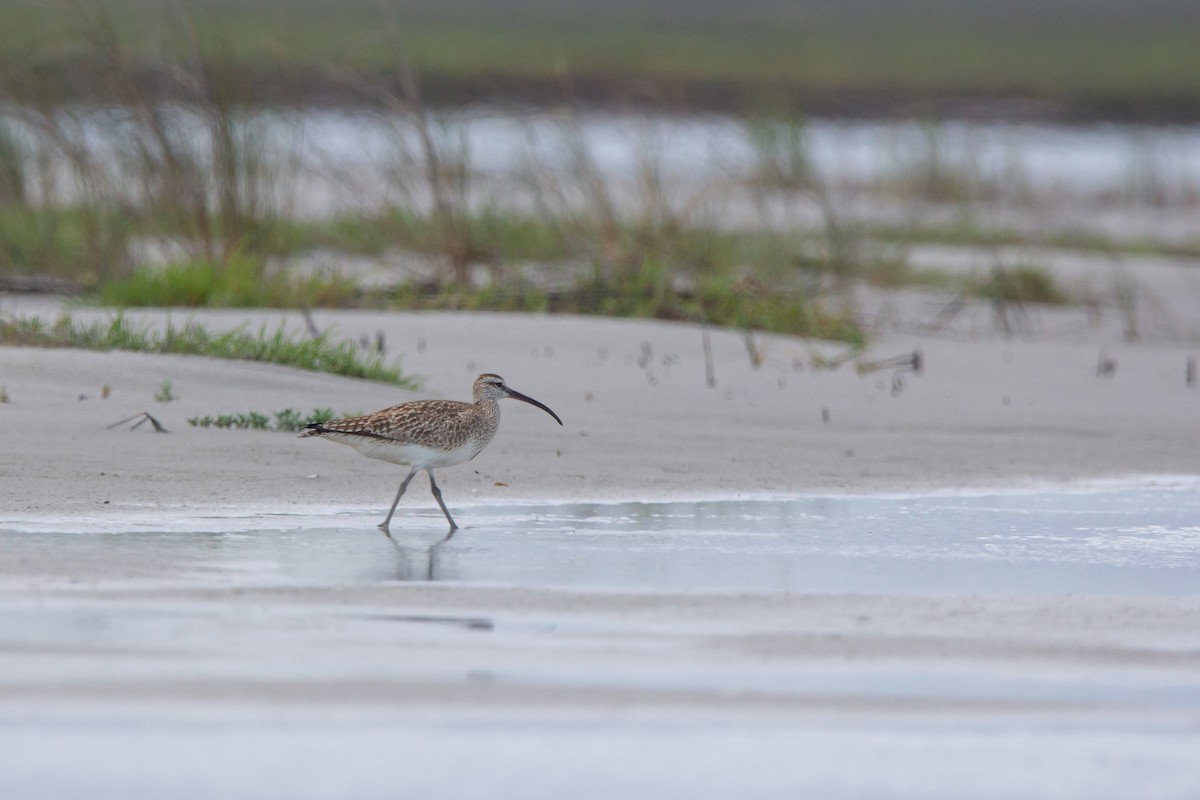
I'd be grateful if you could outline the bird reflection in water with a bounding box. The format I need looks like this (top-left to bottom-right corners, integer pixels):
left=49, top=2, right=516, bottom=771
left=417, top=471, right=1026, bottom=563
left=381, top=527, right=455, bottom=582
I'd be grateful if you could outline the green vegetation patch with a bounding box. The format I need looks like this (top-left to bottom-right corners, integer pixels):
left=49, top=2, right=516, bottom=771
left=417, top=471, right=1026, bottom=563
left=96, top=255, right=361, bottom=308
left=274, top=209, right=572, bottom=264
left=189, top=407, right=343, bottom=432
left=0, top=205, right=134, bottom=282
left=0, top=313, right=416, bottom=386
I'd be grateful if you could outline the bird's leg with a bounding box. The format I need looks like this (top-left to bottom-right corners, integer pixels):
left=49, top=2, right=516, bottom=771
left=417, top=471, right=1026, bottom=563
left=427, top=469, right=459, bottom=532
left=380, top=467, right=419, bottom=531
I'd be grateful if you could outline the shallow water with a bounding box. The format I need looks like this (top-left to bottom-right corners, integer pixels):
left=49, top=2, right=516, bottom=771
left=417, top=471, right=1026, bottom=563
left=9, top=107, right=1200, bottom=200
left=3, top=488, right=1199, bottom=800
left=5, top=487, right=1198, bottom=594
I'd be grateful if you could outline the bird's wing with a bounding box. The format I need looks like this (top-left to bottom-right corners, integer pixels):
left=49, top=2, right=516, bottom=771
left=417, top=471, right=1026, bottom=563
left=304, top=400, right=477, bottom=450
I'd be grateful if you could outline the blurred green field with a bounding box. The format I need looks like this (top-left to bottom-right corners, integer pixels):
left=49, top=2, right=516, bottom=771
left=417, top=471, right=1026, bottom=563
left=2, top=0, right=1199, bottom=117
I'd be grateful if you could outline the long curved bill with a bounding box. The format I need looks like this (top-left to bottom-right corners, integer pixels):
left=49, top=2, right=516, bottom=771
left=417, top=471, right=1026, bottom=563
left=505, top=387, right=563, bottom=426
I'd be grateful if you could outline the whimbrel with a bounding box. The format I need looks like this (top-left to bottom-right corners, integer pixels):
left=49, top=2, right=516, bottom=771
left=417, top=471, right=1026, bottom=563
left=300, top=373, right=562, bottom=531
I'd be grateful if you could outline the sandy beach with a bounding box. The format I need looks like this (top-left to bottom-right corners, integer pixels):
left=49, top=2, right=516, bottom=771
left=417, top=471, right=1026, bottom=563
left=2, top=285, right=1199, bottom=798
left=4, top=284, right=1199, bottom=519
left=4, top=1, right=1200, bottom=792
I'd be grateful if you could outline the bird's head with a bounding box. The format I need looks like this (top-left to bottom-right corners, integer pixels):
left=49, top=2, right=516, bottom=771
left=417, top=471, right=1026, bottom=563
left=474, top=373, right=563, bottom=425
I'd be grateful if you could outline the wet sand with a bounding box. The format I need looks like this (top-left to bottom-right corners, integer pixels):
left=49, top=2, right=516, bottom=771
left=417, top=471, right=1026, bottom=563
left=2, top=568, right=1198, bottom=799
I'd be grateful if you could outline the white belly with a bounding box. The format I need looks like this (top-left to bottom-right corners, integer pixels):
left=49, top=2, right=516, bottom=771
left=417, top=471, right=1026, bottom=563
left=337, top=435, right=483, bottom=469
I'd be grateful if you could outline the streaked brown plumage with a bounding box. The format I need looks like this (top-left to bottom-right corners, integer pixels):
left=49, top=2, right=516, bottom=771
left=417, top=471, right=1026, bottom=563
left=300, top=373, right=562, bottom=531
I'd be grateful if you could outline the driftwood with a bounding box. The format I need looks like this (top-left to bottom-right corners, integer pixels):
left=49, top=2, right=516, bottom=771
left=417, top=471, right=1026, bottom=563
left=106, top=412, right=169, bottom=433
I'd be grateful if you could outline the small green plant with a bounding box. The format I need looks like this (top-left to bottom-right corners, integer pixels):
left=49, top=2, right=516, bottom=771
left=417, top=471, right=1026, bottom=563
left=188, top=412, right=269, bottom=430
left=188, top=407, right=340, bottom=432
left=0, top=386, right=9, bottom=403
left=154, top=380, right=177, bottom=402
left=271, top=407, right=338, bottom=432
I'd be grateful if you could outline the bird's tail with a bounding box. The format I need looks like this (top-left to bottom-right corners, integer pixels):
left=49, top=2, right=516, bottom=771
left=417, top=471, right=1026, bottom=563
left=297, top=422, right=327, bottom=439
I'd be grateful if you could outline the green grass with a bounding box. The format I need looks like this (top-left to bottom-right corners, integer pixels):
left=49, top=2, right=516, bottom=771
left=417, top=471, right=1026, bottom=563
left=3, top=192, right=1150, bottom=347
left=0, top=205, right=134, bottom=281
left=214, top=210, right=862, bottom=340
left=0, top=312, right=417, bottom=385
left=383, top=270, right=864, bottom=345
left=31, top=202, right=867, bottom=342
left=82, top=203, right=1104, bottom=343
left=271, top=209, right=571, bottom=263
left=95, top=254, right=361, bottom=308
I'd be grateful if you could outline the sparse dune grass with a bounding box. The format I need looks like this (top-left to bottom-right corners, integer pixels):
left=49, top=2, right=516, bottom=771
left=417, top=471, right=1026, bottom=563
left=972, top=264, right=1069, bottom=306
left=0, top=0, right=1191, bottom=352
left=0, top=312, right=415, bottom=386
left=96, top=255, right=361, bottom=309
